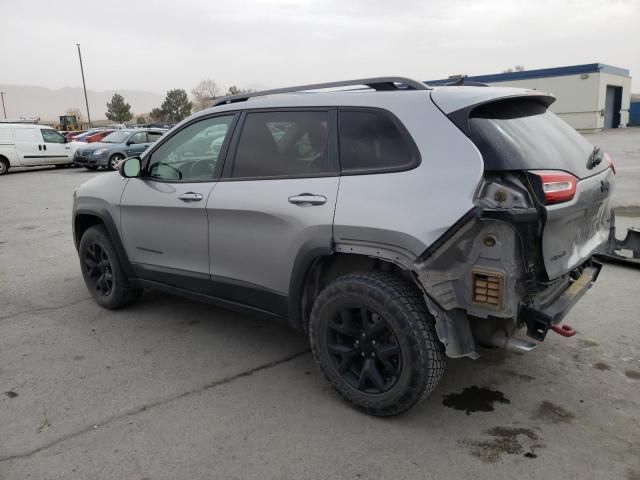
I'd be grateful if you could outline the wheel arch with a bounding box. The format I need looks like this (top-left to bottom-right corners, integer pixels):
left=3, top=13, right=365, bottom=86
left=73, top=208, right=133, bottom=277
left=290, top=248, right=418, bottom=333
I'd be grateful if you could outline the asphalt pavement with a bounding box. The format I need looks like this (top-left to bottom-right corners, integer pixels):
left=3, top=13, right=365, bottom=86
left=1, top=128, right=639, bottom=480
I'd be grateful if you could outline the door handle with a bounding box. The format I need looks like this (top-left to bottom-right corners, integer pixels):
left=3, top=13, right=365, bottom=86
left=178, top=192, right=203, bottom=202
left=43, top=145, right=47, bottom=151
left=38, top=145, right=42, bottom=151
left=288, top=193, right=327, bottom=206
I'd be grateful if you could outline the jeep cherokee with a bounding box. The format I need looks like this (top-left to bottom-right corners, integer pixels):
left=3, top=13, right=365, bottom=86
left=72, top=77, right=615, bottom=416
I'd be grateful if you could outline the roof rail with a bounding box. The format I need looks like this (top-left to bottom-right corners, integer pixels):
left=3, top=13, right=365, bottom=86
left=212, top=77, right=430, bottom=107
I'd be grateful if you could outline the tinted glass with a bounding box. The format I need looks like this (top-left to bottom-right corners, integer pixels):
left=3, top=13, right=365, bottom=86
left=147, top=131, right=164, bottom=142
left=339, top=110, right=417, bottom=172
left=232, top=111, right=332, bottom=178
left=40, top=129, right=65, bottom=143
left=469, top=99, right=606, bottom=179
left=147, top=115, right=233, bottom=181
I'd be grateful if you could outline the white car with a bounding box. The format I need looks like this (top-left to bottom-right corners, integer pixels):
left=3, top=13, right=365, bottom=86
left=0, top=123, right=80, bottom=175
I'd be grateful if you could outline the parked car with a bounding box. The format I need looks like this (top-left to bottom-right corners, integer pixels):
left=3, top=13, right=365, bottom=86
left=69, top=129, right=105, bottom=143
left=0, top=123, right=79, bottom=174
left=65, top=130, right=87, bottom=141
left=73, top=128, right=166, bottom=170
left=83, top=130, right=115, bottom=143
left=72, top=77, right=615, bottom=416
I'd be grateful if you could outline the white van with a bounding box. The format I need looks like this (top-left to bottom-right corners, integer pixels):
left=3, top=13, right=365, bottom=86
left=0, top=123, right=79, bottom=175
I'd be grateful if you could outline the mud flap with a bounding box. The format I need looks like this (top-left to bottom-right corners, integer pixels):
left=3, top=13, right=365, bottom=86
left=594, top=212, right=640, bottom=268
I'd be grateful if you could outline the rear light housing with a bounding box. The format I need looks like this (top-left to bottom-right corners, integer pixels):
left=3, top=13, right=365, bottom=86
left=529, top=170, right=577, bottom=205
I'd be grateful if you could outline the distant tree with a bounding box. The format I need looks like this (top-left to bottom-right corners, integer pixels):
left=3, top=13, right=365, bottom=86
left=502, top=65, right=525, bottom=73
left=160, top=89, right=192, bottom=122
left=105, top=94, right=132, bottom=123
left=192, top=79, right=219, bottom=111
left=136, top=115, right=147, bottom=124
left=150, top=107, right=165, bottom=122
left=225, top=85, right=253, bottom=96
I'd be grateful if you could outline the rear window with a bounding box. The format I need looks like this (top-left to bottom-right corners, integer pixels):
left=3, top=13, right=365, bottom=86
left=469, top=99, right=605, bottom=179
left=339, top=109, right=418, bottom=174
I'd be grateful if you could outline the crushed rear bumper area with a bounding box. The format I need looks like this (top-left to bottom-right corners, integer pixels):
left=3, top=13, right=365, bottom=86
left=519, top=261, right=602, bottom=341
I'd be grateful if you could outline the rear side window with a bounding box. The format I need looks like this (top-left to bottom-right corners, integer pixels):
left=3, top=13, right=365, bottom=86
left=231, top=111, right=334, bottom=179
left=469, top=99, right=605, bottom=179
left=339, top=109, right=418, bottom=174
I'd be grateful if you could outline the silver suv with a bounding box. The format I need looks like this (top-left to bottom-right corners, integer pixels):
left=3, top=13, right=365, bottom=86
left=72, top=77, right=615, bottom=416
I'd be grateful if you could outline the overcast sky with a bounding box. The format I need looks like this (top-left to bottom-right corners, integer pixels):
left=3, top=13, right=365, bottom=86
left=1, top=0, right=638, bottom=93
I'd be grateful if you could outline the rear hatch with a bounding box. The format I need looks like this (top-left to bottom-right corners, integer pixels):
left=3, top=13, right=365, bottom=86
left=437, top=92, right=615, bottom=280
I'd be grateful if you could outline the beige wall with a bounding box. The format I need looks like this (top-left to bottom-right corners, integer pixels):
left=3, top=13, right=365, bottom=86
left=481, top=72, right=631, bottom=131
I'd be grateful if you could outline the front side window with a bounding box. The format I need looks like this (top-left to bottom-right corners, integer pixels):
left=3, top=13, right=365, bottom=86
left=40, top=129, right=66, bottom=144
left=232, top=111, right=333, bottom=178
left=339, top=110, right=418, bottom=173
left=129, top=132, right=148, bottom=144
left=146, top=115, right=234, bottom=181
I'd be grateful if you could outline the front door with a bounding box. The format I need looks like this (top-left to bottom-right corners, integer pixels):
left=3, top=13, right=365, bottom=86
left=207, top=109, right=340, bottom=315
left=119, top=114, right=237, bottom=293
left=40, top=128, right=73, bottom=163
left=124, top=131, right=151, bottom=157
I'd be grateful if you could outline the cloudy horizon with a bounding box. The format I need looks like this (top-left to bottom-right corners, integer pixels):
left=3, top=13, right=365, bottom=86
left=1, top=0, right=638, bottom=95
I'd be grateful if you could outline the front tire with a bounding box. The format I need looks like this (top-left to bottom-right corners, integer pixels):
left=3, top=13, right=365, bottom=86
left=109, top=154, right=125, bottom=170
left=0, top=158, right=9, bottom=175
left=79, top=225, right=142, bottom=309
left=309, top=272, right=445, bottom=416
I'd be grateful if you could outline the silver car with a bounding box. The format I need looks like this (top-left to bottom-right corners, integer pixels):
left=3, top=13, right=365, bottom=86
left=72, top=77, right=615, bottom=416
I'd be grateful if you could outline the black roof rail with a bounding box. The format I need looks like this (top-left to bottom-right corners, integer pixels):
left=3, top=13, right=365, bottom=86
left=212, top=77, right=430, bottom=107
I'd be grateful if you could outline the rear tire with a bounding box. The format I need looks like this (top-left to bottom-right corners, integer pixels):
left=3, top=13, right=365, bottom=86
left=0, top=158, right=9, bottom=175
left=309, top=272, right=445, bottom=416
left=78, top=225, right=142, bottom=309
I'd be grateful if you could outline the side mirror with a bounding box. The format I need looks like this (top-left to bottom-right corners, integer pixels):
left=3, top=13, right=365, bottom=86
left=126, top=140, right=134, bottom=146
left=119, top=157, right=141, bottom=178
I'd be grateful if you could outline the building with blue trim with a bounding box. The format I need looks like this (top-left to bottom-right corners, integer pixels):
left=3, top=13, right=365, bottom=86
left=426, top=63, right=632, bottom=131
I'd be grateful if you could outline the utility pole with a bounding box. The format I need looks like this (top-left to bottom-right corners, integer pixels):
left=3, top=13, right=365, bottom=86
left=76, top=43, right=92, bottom=127
left=0, top=91, right=6, bottom=119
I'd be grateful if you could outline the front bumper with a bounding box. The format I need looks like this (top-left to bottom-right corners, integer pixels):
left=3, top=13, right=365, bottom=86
left=73, top=152, right=107, bottom=167
left=519, top=260, right=602, bottom=341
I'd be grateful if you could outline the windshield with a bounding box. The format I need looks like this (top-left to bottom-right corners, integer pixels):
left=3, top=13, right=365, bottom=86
left=469, top=99, right=607, bottom=179
left=102, top=131, right=131, bottom=143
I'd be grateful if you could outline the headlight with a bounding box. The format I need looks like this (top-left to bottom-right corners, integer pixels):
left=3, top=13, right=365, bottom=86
left=93, top=148, right=108, bottom=156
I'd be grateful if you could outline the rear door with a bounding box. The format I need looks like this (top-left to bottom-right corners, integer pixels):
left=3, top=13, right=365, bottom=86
left=119, top=114, right=237, bottom=292
left=465, top=98, right=614, bottom=279
left=13, top=126, right=43, bottom=165
left=207, top=109, right=339, bottom=315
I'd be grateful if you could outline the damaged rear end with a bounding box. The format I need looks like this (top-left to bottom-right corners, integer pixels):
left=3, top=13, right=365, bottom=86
left=416, top=88, right=615, bottom=358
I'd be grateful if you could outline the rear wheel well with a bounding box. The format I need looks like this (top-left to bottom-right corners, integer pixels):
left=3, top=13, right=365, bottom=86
left=74, top=214, right=104, bottom=247
left=300, top=253, right=416, bottom=332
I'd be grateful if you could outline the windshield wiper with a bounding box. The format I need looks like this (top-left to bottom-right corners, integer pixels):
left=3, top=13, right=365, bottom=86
left=586, top=145, right=602, bottom=170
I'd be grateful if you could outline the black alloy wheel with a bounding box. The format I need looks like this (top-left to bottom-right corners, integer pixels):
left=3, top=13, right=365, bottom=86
left=84, top=242, right=114, bottom=296
left=327, top=306, right=401, bottom=394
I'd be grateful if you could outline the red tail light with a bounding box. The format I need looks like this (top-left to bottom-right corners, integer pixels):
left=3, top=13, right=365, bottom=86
left=531, top=170, right=577, bottom=205
left=604, top=152, right=616, bottom=174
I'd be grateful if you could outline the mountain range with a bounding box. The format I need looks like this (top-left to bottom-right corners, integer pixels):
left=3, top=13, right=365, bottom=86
left=0, top=85, right=165, bottom=122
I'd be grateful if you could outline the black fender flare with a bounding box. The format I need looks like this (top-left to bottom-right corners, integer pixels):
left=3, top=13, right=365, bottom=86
left=73, top=207, right=134, bottom=278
